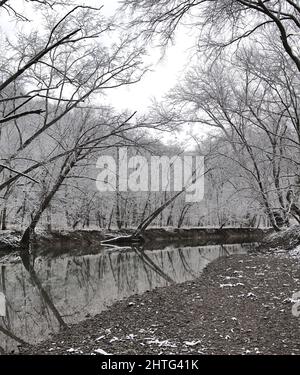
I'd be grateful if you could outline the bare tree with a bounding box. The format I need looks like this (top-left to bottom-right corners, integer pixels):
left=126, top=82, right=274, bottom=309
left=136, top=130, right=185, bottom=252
left=0, top=2, right=145, bottom=189
left=157, top=40, right=300, bottom=230
left=123, top=0, right=300, bottom=72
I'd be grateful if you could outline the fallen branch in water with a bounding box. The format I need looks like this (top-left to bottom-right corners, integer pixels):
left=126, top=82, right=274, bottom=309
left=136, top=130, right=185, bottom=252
left=101, top=168, right=212, bottom=246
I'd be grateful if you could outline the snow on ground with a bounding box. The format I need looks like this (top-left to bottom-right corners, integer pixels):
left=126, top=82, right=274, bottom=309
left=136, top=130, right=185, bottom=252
left=289, top=245, right=300, bottom=257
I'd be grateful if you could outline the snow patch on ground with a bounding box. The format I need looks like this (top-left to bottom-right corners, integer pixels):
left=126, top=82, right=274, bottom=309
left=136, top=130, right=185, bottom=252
left=289, top=245, right=300, bottom=257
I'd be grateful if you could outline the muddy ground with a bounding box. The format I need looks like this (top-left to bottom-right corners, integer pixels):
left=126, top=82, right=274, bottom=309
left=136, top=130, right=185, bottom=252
left=19, top=252, right=300, bottom=355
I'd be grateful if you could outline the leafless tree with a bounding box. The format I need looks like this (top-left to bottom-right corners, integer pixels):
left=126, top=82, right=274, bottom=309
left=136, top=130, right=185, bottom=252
left=123, top=0, right=300, bottom=72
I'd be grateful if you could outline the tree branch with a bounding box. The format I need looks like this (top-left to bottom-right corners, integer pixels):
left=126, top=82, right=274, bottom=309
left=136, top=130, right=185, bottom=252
left=0, top=164, right=39, bottom=183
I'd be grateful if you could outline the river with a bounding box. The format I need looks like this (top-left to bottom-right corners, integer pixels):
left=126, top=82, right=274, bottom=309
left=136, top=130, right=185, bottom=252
left=0, top=241, right=256, bottom=352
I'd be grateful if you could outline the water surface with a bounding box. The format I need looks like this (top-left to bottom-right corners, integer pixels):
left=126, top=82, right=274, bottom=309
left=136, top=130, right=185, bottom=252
left=0, top=242, right=254, bottom=352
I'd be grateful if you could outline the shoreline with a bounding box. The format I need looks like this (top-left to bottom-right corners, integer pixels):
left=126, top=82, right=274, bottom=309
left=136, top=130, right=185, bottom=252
left=19, top=251, right=300, bottom=355
left=0, top=227, right=268, bottom=256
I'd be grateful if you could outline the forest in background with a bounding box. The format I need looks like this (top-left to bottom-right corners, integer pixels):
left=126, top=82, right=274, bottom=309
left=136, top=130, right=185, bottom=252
left=0, top=0, right=300, bottom=236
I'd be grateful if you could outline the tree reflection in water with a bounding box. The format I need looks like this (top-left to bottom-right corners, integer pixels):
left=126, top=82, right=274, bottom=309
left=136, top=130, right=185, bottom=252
left=0, top=242, right=254, bottom=353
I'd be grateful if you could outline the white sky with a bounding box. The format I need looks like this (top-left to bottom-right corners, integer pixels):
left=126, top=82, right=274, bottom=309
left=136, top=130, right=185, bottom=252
left=106, top=36, right=195, bottom=113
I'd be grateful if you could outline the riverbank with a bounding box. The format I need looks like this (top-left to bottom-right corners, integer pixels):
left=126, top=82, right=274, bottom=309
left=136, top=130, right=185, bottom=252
left=0, top=227, right=268, bottom=256
left=19, top=251, right=300, bottom=355
left=255, top=225, right=300, bottom=253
